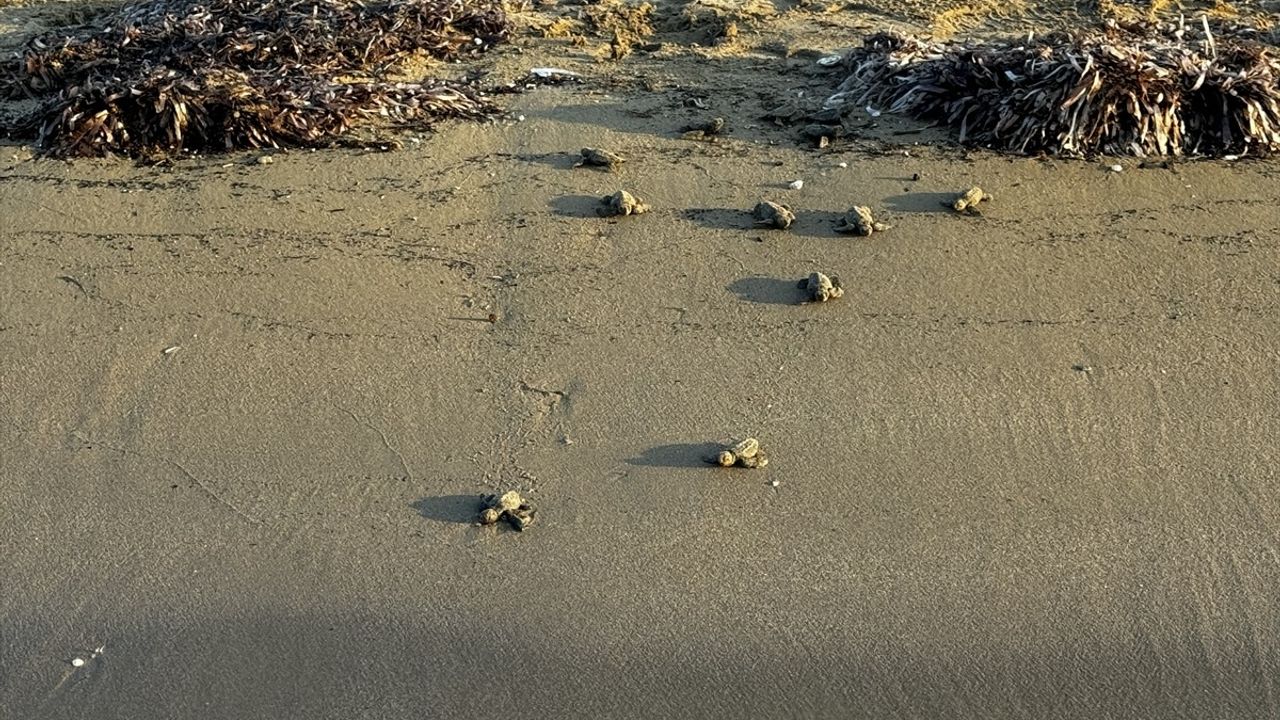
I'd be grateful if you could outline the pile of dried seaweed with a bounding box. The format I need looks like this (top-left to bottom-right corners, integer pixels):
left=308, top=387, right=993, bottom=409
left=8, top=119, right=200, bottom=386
left=0, top=0, right=509, bottom=157
left=826, top=19, right=1280, bottom=157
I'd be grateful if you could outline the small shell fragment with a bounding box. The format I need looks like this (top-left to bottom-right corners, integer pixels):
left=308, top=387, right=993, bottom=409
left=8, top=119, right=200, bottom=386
left=788, top=179, right=804, bottom=190
left=1107, top=164, right=1123, bottom=173
left=751, top=201, right=795, bottom=229
left=71, top=658, right=85, bottom=667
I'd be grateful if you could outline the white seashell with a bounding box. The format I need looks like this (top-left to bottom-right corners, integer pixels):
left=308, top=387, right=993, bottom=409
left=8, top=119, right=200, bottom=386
left=788, top=179, right=804, bottom=190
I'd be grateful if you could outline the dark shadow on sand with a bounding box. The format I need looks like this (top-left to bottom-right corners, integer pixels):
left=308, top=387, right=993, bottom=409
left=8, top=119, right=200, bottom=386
left=549, top=194, right=603, bottom=218
left=410, top=494, right=480, bottom=525
left=727, top=276, right=802, bottom=306
left=791, top=210, right=846, bottom=238
left=626, top=442, right=720, bottom=468
left=684, top=207, right=755, bottom=231
left=883, top=192, right=957, bottom=214
left=512, top=152, right=578, bottom=170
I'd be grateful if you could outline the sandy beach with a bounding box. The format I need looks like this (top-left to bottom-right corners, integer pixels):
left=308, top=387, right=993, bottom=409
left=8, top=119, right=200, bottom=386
left=3, top=0, right=1280, bottom=717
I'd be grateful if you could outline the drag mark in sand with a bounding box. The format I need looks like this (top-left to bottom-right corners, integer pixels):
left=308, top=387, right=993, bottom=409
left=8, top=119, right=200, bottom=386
left=332, top=404, right=414, bottom=481
left=69, top=431, right=260, bottom=524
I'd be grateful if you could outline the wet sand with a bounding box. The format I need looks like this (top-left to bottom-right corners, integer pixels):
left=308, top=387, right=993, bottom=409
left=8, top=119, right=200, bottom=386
left=3, top=0, right=1280, bottom=717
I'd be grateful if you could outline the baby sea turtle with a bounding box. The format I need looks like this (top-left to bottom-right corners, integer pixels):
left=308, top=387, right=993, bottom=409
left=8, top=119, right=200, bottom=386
left=834, top=206, right=890, bottom=236
left=798, top=272, right=844, bottom=303
left=799, top=123, right=843, bottom=148
left=478, top=490, right=536, bottom=531
left=681, top=117, right=726, bottom=141
left=599, top=190, right=650, bottom=217
left=751, top=200, right=795, bottom=230
left=574, top=147, right=625, bottom=171
left=949, top=186, right=992, bottom=214
left=705, top=437, right=769, bottom=469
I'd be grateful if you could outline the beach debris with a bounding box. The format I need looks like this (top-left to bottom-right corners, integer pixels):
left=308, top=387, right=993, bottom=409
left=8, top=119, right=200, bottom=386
left=834, top=206, right=890, bottom=235
left=798, top=272, right=844, bottom=303
left=575, top=147, right=626, bottom=171
left=788, top=179, right=805, bottom=190
left=599, top=190, right=650, bottom=216
left=706, top=437, right=770, bottom=469
left=71, top=658, right=85, bottom=668
left=0, top=0, right=510, bottom=157
left=681, top=116, right=726, bottom=140
left=751, top=201, right=795, bottom=229
left=162, top=345, right=182, bottom=355
left=524, top=67, right=583, bottom=87
left=817, top=54, right=843, bottom=67
left=582, top=0, right=654, bottom=60
left=531, top=67, right=582, bottom=79
left=1107, top=163, right=1124, bottom=173
left=822, top=23, right=1280, bottom=158
left=949, top=186, right=992, bottom=214
left=670, top=0, right=753, bottom=47
left=478, top=490, right=536, bottom=531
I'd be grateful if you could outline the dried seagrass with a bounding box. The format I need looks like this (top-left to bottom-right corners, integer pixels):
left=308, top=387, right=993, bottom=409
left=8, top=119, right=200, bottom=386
left=0, top=0, right=510, bottom=157
left=824, top=19, right=1280, bottom=158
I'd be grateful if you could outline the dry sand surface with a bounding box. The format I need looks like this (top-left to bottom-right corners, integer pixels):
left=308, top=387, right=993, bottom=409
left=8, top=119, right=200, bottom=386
left=3, top=0, right=1280, bottom=717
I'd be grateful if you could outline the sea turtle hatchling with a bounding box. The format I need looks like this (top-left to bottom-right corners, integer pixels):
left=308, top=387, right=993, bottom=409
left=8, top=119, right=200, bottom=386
left=681, top=116, right=726, bottom=140
left=834, top=206, right=890, bottom=236
left=751, top=200, right=795, bottom=229
left=949, top=186, right=992, bottom=214
left=478, top=490, right=536, bottom=531
left=599, top=190, right=650, bottom=217
left=797, top=272, right=844, bottom=303
left=574, top=147, right=625, bottom=171
left=705, top=437, right=770, bottom=469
